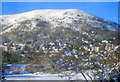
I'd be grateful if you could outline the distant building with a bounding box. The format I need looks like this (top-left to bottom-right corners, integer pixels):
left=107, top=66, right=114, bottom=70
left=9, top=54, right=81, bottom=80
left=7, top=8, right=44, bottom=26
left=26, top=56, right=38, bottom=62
left=0, top=45, right=8, bottom=51
left=94, top=47, right=99, bottom=52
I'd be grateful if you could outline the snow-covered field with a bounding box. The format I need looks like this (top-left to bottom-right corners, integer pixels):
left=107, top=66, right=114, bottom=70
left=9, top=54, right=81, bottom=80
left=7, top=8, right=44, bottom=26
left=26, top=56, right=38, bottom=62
left=5, top=72, right=92, bottom=80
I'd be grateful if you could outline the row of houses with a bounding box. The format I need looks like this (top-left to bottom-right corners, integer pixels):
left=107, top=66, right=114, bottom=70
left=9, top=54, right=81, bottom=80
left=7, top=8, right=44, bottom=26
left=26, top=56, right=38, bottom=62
left=0, top=41, right=65, bottom=53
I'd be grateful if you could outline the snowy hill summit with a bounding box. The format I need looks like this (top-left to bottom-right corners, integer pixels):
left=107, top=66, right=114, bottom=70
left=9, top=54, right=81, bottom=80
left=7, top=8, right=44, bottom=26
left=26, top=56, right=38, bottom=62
left=0, top=9, right=119, bottom=45
left=0, top=9, right=119, bottom=33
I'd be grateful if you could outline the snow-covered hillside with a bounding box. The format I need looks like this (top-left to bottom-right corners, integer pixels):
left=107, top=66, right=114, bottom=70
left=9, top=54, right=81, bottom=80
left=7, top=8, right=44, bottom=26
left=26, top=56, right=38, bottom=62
left=0, top=9, right=118, bottom=33
left=1, top=9, right=120, bottom=81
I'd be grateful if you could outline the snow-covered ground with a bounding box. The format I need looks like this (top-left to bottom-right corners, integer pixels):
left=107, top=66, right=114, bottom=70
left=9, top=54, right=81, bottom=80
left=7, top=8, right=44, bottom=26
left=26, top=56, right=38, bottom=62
left=5, top=72, right=93, bottom=80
